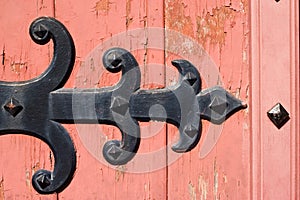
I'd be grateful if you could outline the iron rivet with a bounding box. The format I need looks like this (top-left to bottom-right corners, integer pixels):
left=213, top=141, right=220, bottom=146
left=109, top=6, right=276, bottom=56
left=4, top=98, right=23, bottom=117
left=267, top=103, right=290, bottom=129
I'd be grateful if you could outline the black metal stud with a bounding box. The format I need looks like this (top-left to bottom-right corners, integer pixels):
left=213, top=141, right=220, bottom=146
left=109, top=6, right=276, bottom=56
left=4, top=98, right=23, bottom=117
left=35, top=172, right=52, bottom=189
left=267, top=103, right=290, bottom=129
left=0, top=17, right=247, bottom=194
left=209, top=96, right=229, bottom=115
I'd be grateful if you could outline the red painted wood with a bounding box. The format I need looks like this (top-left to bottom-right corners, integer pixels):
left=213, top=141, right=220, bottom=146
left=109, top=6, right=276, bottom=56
left=250, top=0, right=299, bottom=199
left=0, top=0, right=299, bottom=199
left=165, top=0, right=250, bottom=199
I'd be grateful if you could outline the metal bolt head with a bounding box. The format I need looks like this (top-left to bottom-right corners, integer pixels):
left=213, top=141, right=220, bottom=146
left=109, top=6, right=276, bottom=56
left=184, top=72, right=197, bottom=86
left=107, top=145, right=122, bottom=160
left=4, top=98, right=23, bottom=117
left=36, top=173, right=51, bottom=189
left=110, top=96, right=129, bottom=116
left=267, top=103, right=290, bottom=129
left=184, top=124, right=198, bottom=138
left=209, top=96, right=229, bottom=115
left=33, top=24, right=49, bottom=40
left=103, top=49, right=123, bottom=72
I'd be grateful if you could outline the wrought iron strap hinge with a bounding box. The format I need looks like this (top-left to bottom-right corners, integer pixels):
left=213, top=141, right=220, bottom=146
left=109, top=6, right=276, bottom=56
left=0, top=17, right=247, bottom=194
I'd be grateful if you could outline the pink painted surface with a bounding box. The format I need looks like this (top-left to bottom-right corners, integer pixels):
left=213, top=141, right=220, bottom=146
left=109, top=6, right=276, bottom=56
left=0, top=0, right=299, bottom=199
left=250, top=0, right=299, bottom=199
left=165, top=1, right=250, bottom=199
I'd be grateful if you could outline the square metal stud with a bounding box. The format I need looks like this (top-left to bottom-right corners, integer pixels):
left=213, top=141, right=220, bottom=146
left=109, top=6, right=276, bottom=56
left=4, top=98, right=23, bottom=117
left=267, top=103, right=290, bottom=129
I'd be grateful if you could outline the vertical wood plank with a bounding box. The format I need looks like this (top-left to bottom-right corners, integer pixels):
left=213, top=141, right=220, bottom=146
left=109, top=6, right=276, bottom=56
left=165, top=0, right=250, bottom=199
left=54, top=0, right=167, bottom=199
left=250, top=0, right=299, bottom=199
left=0, top=1, right=58, bottom=199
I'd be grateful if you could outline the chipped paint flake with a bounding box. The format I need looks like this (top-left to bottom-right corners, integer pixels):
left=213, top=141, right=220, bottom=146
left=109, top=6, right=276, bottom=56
left=213, top=159, right=219, bottom=200
left=115, top=165, right=127, bottom=182
left=198, top=176, right=208, bottom=200
left=10, top=61, right=27, bottom=74
left=222, top=173, right=228, bottom=184
left=166, top=1, right=244, bottom=51
left=188, top=181, right=197, bottom=200
left=0, top=177, right=4, bottom=200
left=126, top=0, right=133, bottom=28
left=25, top=170, right=31, bottom=187
left=242, top=50, right=247, bottom=63
left=196, top=6, right=238, bottom=48
left=94, top=0, right=110, bottom=16
left=165, top=0, right=194, bottom=37
left=31, top=162, right=41, bottom=175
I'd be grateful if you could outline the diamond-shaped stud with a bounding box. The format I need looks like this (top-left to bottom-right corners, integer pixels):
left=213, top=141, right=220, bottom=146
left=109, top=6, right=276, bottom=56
left=184, top=124, right=198, bottom=138
left=107, top=145, right=122, bottom=160
left=4, top=98, right=23, bottom=117
left=267, top=103, right=290, bottom=129
left=36, top=174, right=51, bottom=189
left=33, top=24, right=48, bottom=39
left=184, top=72, right=197, bottom=86
left=209, top=96, right=229, bottom=115
left=110, top=96, right=129, bottom=116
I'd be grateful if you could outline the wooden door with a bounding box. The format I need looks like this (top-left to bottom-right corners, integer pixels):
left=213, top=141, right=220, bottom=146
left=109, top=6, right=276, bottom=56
left=250, top=0, right=299, bottom=199
left=0, top=0, right=298, bottom=199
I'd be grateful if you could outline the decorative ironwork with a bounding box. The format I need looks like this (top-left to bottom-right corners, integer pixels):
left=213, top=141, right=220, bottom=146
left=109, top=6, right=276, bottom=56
left=0, top=17, right=247, bottom=194
left=267, top=103, right=290, bottom=129
left=0, top=17, right=76, bottom=194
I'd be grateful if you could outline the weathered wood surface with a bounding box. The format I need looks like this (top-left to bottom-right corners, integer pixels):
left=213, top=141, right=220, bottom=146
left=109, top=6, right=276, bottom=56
left=0, top=0, right=299, bottom=199
left=250, top=0, right=299, bottom=199
left=165, top=1, right=250, bottom=199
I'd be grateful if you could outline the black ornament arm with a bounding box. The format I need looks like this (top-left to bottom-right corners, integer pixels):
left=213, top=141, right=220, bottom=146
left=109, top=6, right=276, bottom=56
left=31, top=122, right=76, bottom=194
left=129, top=60, right=247, bottom=153
left=197, top=86, right=247, bottom=124
left=29, top=17, right=75, bottom=90
left=130, top=60, right=202, bottom=152
left=50, top=48, right=141, bottom=165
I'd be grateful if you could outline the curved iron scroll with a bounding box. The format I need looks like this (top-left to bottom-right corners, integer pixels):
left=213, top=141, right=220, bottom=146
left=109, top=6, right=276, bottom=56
left=0, top=17, right=247, bottom=194
left=0, top=17, right=76, bottom=194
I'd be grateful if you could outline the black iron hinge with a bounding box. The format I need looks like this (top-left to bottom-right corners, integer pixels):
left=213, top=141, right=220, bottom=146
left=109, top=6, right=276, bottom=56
left=0, top=17, right=246, bottom=194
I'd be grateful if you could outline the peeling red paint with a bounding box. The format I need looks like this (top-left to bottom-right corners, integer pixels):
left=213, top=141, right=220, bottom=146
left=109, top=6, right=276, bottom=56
left=165, top=0, right=194, bottom=37
left=115, top=166, right=126, bottom=182
left=188, top=181, right=196, bottom=200
left=38, top=0, right=47, bottom=11
left=213, top=158, right=218, bottom=200
left=0, top=0, right=255, bottom=199
left=32, top=162, right=41, bottom=175
left=198, top=176, right=208, bottom=200
left=10, top=61, right=27, bottom=74
left=126, top=0, right=133, bottom=28
left=196, top=6, right=238, bottom=48
left=165, top=1, right=247, bottom=51
left=94, top=0, right=110, bottom=16
left=1, top=46, right=5, bottom=66
left=0, top=177, right=4, bottom=200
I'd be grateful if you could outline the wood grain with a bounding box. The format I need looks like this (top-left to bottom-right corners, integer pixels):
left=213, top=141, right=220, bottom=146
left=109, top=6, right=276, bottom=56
left=0, top=0, right=299, bottom=199
left=165, top=0, right=250, bottom=199
left=250, top=0, right=299, bottom=199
